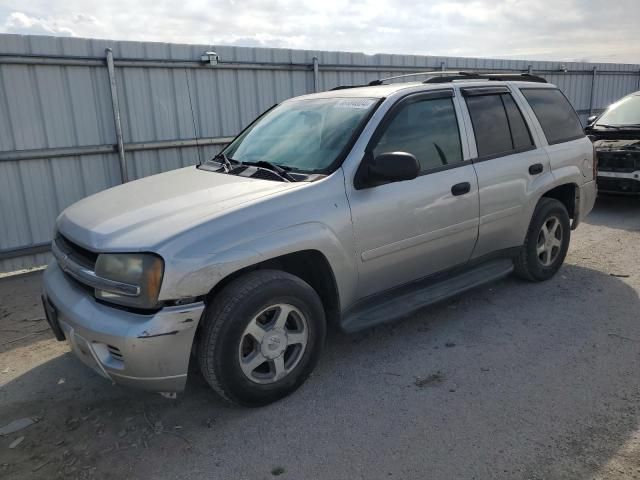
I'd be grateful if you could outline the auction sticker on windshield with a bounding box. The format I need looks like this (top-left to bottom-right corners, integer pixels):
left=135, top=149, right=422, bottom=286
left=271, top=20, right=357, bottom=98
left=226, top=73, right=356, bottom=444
left=334, top=98, right=377, bottom=109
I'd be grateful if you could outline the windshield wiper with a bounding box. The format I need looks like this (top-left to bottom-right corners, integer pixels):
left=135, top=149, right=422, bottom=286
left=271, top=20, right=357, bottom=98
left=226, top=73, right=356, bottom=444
left=243, top=160, right=297, bottom=182
left=595, top=124, right=622, bottom=129
left=211, top=152, right=242, bottom=172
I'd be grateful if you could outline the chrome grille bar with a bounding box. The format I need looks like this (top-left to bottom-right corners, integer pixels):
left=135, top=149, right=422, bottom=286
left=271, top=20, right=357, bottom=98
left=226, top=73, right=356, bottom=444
left=52, top=240, right=141, bottom=297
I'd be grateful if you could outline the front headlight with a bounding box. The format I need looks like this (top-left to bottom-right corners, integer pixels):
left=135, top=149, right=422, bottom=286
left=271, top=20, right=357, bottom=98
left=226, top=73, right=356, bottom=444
left=94, top=253, right=164, bottom=309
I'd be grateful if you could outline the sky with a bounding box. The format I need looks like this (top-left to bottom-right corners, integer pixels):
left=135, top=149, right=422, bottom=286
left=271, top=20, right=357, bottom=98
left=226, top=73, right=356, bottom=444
left=0, top=0, right=638, bottom=64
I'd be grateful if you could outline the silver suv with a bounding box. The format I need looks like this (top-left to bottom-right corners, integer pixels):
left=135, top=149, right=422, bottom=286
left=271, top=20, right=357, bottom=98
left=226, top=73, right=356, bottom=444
left=42, top=72, right=597, bottom=406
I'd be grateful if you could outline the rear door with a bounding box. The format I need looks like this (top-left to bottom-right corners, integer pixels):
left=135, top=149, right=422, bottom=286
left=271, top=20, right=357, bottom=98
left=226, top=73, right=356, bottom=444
left=519, top=87, right=593, bottom=182
left=346, top=90, right=480, bottom=299
left=459, top=85, right=553, bottom=258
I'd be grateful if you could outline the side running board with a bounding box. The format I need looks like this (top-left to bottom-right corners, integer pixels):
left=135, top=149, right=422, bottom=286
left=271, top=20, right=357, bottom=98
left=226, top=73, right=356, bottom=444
left=340, top=259, right=514, bottom=333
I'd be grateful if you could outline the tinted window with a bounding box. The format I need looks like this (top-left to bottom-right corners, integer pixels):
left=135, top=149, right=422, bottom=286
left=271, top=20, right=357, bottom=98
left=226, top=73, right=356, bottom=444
left=521, top=88, right=584, bottom=145
left=502, top=94, right=534, bottom=149
left=465, top=94, right=513, bottom=157
left=372, top=97, right=462, bottom=172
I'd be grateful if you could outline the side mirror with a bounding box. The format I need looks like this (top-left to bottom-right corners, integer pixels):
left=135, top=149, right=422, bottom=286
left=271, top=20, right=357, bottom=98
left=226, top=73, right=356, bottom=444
left=587, top=115, right=598, bottom=125
left=355, top=151, right=420, bottom=189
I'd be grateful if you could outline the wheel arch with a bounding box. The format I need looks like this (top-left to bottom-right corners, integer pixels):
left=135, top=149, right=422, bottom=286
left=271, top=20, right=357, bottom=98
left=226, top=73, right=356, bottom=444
left=204, top=249, right=341, bottom=326
left=540, top=182, right=579, bottom=222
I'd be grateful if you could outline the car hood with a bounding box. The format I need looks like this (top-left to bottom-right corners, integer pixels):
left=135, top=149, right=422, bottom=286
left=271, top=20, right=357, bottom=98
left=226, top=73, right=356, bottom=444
left=57, top=166, right=299, bottom=251
left=593, top=137, right=640, bottom=152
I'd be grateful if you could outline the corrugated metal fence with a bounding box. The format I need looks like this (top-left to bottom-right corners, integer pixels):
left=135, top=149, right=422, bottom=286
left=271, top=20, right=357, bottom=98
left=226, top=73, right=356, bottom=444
left=1, top=33, right=639, bottom=273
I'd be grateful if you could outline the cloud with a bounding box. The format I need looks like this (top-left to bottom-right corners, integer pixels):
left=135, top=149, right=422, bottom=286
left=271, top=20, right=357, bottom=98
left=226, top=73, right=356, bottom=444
left=3, top=12, right=75, bottom=36
left=0, top=0, right=638, bottom=64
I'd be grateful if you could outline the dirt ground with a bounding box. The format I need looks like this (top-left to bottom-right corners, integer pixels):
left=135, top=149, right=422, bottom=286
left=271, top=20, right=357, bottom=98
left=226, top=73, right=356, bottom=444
left=1, top=195, right=639, bottom=480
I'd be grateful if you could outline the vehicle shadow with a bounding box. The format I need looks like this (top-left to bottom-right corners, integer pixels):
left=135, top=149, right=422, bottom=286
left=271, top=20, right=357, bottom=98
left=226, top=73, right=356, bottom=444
left=2, top=263, right=639, bottom=479
left=584, top=194, right=640, bottom=232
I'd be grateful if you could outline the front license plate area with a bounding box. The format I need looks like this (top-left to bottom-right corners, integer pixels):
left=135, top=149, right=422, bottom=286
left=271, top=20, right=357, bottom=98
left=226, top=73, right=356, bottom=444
left=41, top=295, right=66, bottom=341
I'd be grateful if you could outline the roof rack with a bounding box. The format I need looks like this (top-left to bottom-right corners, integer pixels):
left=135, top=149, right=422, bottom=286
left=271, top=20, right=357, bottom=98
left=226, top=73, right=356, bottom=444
left=329, top=70, right=546, bottom=90
left=423, top=71, right=547, bottom=84
left=366, top=70, right=465, bottom=85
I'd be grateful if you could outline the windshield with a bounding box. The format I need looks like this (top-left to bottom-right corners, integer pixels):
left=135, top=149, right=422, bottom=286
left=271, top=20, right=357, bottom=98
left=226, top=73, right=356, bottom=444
left=214, top=97, right=378, bottom=173
left=596, top=94, right=640, bottom=127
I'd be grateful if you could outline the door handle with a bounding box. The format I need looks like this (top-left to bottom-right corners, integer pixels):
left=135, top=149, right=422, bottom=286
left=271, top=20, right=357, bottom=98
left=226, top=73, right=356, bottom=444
left=529, top=163, right=544, bottom=175
left=451, top=182, right=471, bottom=196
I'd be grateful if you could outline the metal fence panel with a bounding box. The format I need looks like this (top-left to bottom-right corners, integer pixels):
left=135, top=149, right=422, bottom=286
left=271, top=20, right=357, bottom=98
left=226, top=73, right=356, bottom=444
left=1, top=33, right=639, bottom=273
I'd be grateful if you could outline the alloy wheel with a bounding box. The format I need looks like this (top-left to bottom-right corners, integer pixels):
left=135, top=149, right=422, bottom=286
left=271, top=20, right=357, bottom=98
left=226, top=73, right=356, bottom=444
left=238, top=303, right=309, bottom=384
left=536, top=216, right=563, bottom=267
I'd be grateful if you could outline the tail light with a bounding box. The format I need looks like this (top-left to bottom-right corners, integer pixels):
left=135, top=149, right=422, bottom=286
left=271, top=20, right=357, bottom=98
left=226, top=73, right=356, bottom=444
left=592, top=144, right=598, bottom=180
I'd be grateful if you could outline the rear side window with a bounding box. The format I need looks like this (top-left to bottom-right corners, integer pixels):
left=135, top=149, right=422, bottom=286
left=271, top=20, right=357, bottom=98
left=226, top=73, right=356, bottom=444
left=502, top=94, right=533, bottom=149
left=521, top=88, right=584, bottom=145
left=372, top=97, right=463, bottom=172
left=465, top=92, right=534, bottom=158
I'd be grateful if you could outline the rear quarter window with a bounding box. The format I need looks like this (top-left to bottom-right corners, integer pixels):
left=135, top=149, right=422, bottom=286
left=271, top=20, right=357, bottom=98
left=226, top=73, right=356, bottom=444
left=521, top=88, right=585, bottom=145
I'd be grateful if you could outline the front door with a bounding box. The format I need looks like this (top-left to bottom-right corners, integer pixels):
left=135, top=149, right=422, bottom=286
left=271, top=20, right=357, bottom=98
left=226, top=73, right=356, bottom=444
left=346, top=90, right=480, bottom=299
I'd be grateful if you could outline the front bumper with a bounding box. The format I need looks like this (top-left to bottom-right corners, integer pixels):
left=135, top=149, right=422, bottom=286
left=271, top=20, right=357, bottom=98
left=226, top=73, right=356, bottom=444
left=42, top=262, right=205, bottom=393
left=597, top=171, right=640, bottom=194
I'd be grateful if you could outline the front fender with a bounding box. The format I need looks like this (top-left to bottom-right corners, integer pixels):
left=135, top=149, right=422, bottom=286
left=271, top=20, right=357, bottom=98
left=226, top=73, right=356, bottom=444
left=161, top=221, right=357, bottom=311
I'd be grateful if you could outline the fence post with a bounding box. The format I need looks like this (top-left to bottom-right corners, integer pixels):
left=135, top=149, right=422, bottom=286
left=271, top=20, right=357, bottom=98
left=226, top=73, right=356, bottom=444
left=589, top=66, right=597, bottom=117
left=105, top=48, right=128, bottom=183
left=312, top=57, right=319, bottom=93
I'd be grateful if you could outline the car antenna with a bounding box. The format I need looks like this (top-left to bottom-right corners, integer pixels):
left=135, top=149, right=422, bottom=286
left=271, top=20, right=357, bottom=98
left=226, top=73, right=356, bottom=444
left=185, top=70, right=203, bottom=165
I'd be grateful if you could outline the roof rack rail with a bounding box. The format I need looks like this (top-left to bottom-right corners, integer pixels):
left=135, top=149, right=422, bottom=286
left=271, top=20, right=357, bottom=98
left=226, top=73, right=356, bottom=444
left=330, top=84, right=371, bottom=91
left=329, top=70, right=546, bottom=90
left=423, top=72, right=547, bottom=84
left=330, top=70, right=456, bottom=90
left=367, top=70, right=464, bottom=86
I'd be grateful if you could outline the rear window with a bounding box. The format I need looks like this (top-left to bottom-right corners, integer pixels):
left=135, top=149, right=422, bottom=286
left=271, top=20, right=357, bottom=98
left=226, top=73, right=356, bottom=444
left=521, top=88, right=584, bottom=145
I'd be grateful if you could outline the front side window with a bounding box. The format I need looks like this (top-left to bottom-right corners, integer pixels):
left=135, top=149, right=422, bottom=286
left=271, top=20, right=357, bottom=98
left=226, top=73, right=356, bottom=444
left=465, top=92, right=534, bottom=158
left=219, top=97, right=379, bottom=173
left=372, top=97, right=463, bottom=172
left=521, top=88, right=584, bottom=145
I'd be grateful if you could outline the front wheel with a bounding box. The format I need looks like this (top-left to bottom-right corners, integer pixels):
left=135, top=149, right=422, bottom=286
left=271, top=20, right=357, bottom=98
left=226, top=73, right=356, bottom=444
left=514, top=198, right=571, bottom=282
left=198, top=270, right=326, bottom=406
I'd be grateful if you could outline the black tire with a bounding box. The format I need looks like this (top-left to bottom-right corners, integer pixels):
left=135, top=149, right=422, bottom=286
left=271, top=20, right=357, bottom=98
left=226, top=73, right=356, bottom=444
left=514, top=197, right=571, bottom=282
left=198, top=269, right=326, bottom=407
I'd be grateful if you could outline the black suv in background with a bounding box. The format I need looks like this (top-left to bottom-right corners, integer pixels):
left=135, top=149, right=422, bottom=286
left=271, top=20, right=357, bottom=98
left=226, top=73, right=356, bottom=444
left=585, top=91, right=640, bottom=194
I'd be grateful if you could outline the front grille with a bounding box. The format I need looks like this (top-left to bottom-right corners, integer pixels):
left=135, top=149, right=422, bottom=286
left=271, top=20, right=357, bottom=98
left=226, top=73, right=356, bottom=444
left=596, top=151, right=640, bottom=173
left=65, top=272, right=95, bottom=295
left=55, top=234, right=98, bottom=270
left=597, top=177, right=640, bottom=194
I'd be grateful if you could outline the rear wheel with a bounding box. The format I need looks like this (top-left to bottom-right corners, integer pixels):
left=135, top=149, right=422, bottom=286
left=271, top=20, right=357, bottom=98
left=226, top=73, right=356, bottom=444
left=514, top=198, right=571, bottom=282
left=198, top=270, right=326, bottom=406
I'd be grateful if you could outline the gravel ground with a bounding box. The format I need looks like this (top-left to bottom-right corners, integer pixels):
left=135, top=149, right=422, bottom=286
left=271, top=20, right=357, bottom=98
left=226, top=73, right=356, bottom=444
left=1, top=195, right=639, bottom=480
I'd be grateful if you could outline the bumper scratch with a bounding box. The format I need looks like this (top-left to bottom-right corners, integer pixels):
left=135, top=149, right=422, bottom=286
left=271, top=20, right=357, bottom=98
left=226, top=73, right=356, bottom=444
left=137, top=330, right=179, bottom=339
